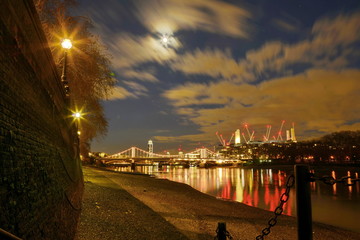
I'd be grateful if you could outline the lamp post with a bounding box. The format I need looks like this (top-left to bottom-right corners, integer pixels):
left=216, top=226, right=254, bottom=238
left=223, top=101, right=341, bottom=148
left=72, top=111, right=81, bottom=132
left=70, top=111, right=82, bottom=159
left=61, top=38, right=72, bottom=96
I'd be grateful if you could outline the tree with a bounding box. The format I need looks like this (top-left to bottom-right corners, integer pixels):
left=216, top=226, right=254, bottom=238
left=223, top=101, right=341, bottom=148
left=34, top=0, right=116, bottom=158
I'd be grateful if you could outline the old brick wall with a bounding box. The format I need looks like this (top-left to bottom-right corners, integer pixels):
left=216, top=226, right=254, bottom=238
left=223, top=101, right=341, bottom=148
left=0, top=0, right=83, bottom=239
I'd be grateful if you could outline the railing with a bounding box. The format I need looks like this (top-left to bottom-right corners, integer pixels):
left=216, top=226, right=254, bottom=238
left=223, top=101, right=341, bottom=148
left=215, top=164, right=360, bottom=240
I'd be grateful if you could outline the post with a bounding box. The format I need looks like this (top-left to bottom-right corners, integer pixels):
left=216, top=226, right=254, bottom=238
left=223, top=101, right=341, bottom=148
left=216, top=222, right=227, bottom=240
left=131, top=160, right=136, bottom=171
left=295, top=165, right=313, bottom=240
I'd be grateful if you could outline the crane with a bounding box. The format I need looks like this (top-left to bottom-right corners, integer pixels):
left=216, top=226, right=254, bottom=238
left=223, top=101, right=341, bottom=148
left=277, top=120, right=285, bottom=141
left=264, top=125, right=272, bottom=142
left=216, top=131, right=234, bottom=146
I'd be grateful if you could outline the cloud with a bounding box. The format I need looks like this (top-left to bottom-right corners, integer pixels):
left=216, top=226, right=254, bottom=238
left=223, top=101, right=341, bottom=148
left=170, top=48, right=245, bottom=79
left=272, top=19, right=298, bottom=32
left=160, top=68, right=360, bottom=143
left=166, top=11, right=360, bottom=83
left=106, top=81, right=149, bottom=101
left=311, top=11, right=360, bottom=46
left=108, top=33, right=179, bottom=69
left=134, top=0, right=252, bottom=38
left=243, top=12, right=360, bottom=77
left=121, top=69, right=159, bottom=83
left=123, top=81, right=149, bottom=97
left=106, top=86, right=137, bottom=100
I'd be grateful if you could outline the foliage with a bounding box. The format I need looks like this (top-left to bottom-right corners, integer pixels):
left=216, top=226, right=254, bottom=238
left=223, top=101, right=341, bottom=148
left=34, top=0, right=116, bottom=157
left=318, top=131, right=360, bottom=146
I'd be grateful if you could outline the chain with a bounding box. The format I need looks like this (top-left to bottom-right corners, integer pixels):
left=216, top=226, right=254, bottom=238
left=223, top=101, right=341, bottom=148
left=309, top=174, right=360, bottom=186
left=256, top=174, right=295, bottom=240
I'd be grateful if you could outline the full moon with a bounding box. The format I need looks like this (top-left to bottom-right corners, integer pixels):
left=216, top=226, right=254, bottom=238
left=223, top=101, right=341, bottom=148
left=161, top=36, right=169, bottom=44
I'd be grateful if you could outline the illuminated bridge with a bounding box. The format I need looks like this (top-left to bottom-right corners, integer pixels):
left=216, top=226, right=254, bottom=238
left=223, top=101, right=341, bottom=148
left=103, top=146, right=218, bottom=165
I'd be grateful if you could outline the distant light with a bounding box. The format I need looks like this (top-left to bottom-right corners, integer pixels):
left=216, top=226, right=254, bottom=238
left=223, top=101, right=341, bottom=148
left=77, top=131, right=81, bottom=135
left=61, top=39, right=72, bottom=49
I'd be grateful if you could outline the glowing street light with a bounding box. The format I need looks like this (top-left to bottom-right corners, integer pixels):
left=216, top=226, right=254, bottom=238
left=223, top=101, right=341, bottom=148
left=61, top=38, right=72, bottom=50
left=72, top=111, right=82, bottom=139
left=73, top=112, right=81, bottom=119
left=61, top=38, right=72, bottom=96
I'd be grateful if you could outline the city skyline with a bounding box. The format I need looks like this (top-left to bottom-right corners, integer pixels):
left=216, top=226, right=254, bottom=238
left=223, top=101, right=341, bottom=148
left=74, top=0, right=360, bottom=154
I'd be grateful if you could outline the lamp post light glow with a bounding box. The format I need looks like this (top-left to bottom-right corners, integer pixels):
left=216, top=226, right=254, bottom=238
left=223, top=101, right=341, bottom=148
left=72, top=111, right=82, bottom=139
left=61, top=39, right=72, bottom=50
left=73, top=112, right=81, bottom=119
left=61, top=38, right=72, bottom=96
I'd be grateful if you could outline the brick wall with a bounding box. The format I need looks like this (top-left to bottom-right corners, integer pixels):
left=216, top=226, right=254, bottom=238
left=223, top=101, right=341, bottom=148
left=0, top=0, right=83, bottom=239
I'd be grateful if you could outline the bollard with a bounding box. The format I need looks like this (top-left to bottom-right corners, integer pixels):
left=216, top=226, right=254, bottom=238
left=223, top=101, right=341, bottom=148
left=216, top=222, right=227, bottom=240
left=131, top=162, right=136, bottom=171
left=295, top=165, right=313, bottom=240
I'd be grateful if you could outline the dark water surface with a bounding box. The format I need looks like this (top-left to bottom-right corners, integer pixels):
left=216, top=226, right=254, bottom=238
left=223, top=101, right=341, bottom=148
left=114, top=165, right=360, bottom=233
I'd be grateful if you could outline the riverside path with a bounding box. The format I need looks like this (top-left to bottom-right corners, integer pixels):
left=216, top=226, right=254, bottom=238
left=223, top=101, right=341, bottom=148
left=75, top=166, right=360, bottom=240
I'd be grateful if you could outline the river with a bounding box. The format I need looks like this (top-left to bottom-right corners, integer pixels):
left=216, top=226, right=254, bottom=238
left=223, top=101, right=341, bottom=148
left=113, top=165, right=360, bottom=233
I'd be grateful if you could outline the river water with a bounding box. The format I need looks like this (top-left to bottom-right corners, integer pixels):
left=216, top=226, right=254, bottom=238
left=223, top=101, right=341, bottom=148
left=113, top=165, right=360, bottom=233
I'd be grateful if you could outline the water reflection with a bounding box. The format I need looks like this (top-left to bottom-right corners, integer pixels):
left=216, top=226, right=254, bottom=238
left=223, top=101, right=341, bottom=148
left=112, top=165, right=360, bottom=233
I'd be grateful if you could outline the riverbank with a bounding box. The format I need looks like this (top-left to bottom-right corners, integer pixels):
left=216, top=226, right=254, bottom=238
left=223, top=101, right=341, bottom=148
left=75, top=166, right=360, bottom=240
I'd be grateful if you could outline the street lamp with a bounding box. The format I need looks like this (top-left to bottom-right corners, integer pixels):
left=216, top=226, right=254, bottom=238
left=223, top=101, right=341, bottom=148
left=72, top=111, right=82, bottom=137
left=61, top=38, right=72, bottom=96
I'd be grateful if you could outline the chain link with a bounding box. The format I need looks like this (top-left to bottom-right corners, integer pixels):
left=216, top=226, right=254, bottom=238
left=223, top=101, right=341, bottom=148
left=256, top=174, right=295, bottom=240
left=309, top=174, right=360, bottom=186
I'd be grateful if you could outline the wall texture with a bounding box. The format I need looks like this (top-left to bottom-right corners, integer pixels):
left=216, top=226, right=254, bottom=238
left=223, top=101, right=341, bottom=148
left=0, top=0, right=83, bottom=239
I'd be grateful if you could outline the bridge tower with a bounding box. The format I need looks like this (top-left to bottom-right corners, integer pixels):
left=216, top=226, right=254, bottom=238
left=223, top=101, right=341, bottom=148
left=148, top=139, right=153, bottom=157
left=200, top=148, right=208, bottom=158
left=131, top=147, right=136, bottom=158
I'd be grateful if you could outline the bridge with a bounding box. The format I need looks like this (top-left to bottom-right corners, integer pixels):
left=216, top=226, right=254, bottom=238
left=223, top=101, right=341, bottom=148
left=102, top=146, right=218, bottom=165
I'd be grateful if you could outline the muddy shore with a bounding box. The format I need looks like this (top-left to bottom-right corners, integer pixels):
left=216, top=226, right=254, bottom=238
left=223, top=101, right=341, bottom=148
left=75, top=166, right=360, bottom=240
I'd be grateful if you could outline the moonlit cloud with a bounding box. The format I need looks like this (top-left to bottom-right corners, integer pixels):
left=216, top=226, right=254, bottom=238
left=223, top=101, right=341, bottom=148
left=109, top=34, right=178, bottom=69
left=123, top=81, right=149, bottom=97
left=106, top=86, right=137, bottom=101
left=170, top=48, right=245, bottom=79
left=106, top=82, right=149, bottom=101
left=167, top=11, right=360, bottom=84
left=272, top=19, right=298, bottom=32
left=312, top=12, right=360, bottom=46
left=134, top=0, right=252, bottom=38
left=122, top=69, right=159, bottom=83
left=161, top=69, right=360, bottom=143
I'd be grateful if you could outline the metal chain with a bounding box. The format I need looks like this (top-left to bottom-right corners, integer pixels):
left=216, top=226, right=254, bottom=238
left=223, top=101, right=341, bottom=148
left=309, top=173, right=360, bottom=186
left=256, top=174, right=295, bottom=240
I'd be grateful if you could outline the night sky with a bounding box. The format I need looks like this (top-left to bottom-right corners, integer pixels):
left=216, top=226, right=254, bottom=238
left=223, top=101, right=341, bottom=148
left=75, top=0, right=360, bottom=154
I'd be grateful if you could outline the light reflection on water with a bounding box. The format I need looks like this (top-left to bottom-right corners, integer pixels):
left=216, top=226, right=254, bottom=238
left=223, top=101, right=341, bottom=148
left=113, top=165, right=360, bottom=233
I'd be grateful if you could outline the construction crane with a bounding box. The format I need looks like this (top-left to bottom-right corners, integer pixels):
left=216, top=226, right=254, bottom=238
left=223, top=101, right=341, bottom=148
left=277, top=120, right=285, bottom=141
left=215, top=132, right=224, bottom=146
left=244, top=124, right=255, bottom=142
left=264, top=125, right=272, bottom=142
left=242, top=132, right=248, bottom=144
left=216, top=132, right=234, bottom=146
left=228, top=133, right=234, bottom=145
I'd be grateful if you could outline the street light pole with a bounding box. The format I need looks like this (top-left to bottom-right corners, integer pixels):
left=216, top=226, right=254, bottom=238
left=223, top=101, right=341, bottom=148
left=61, top=39, right=72, bottom=96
